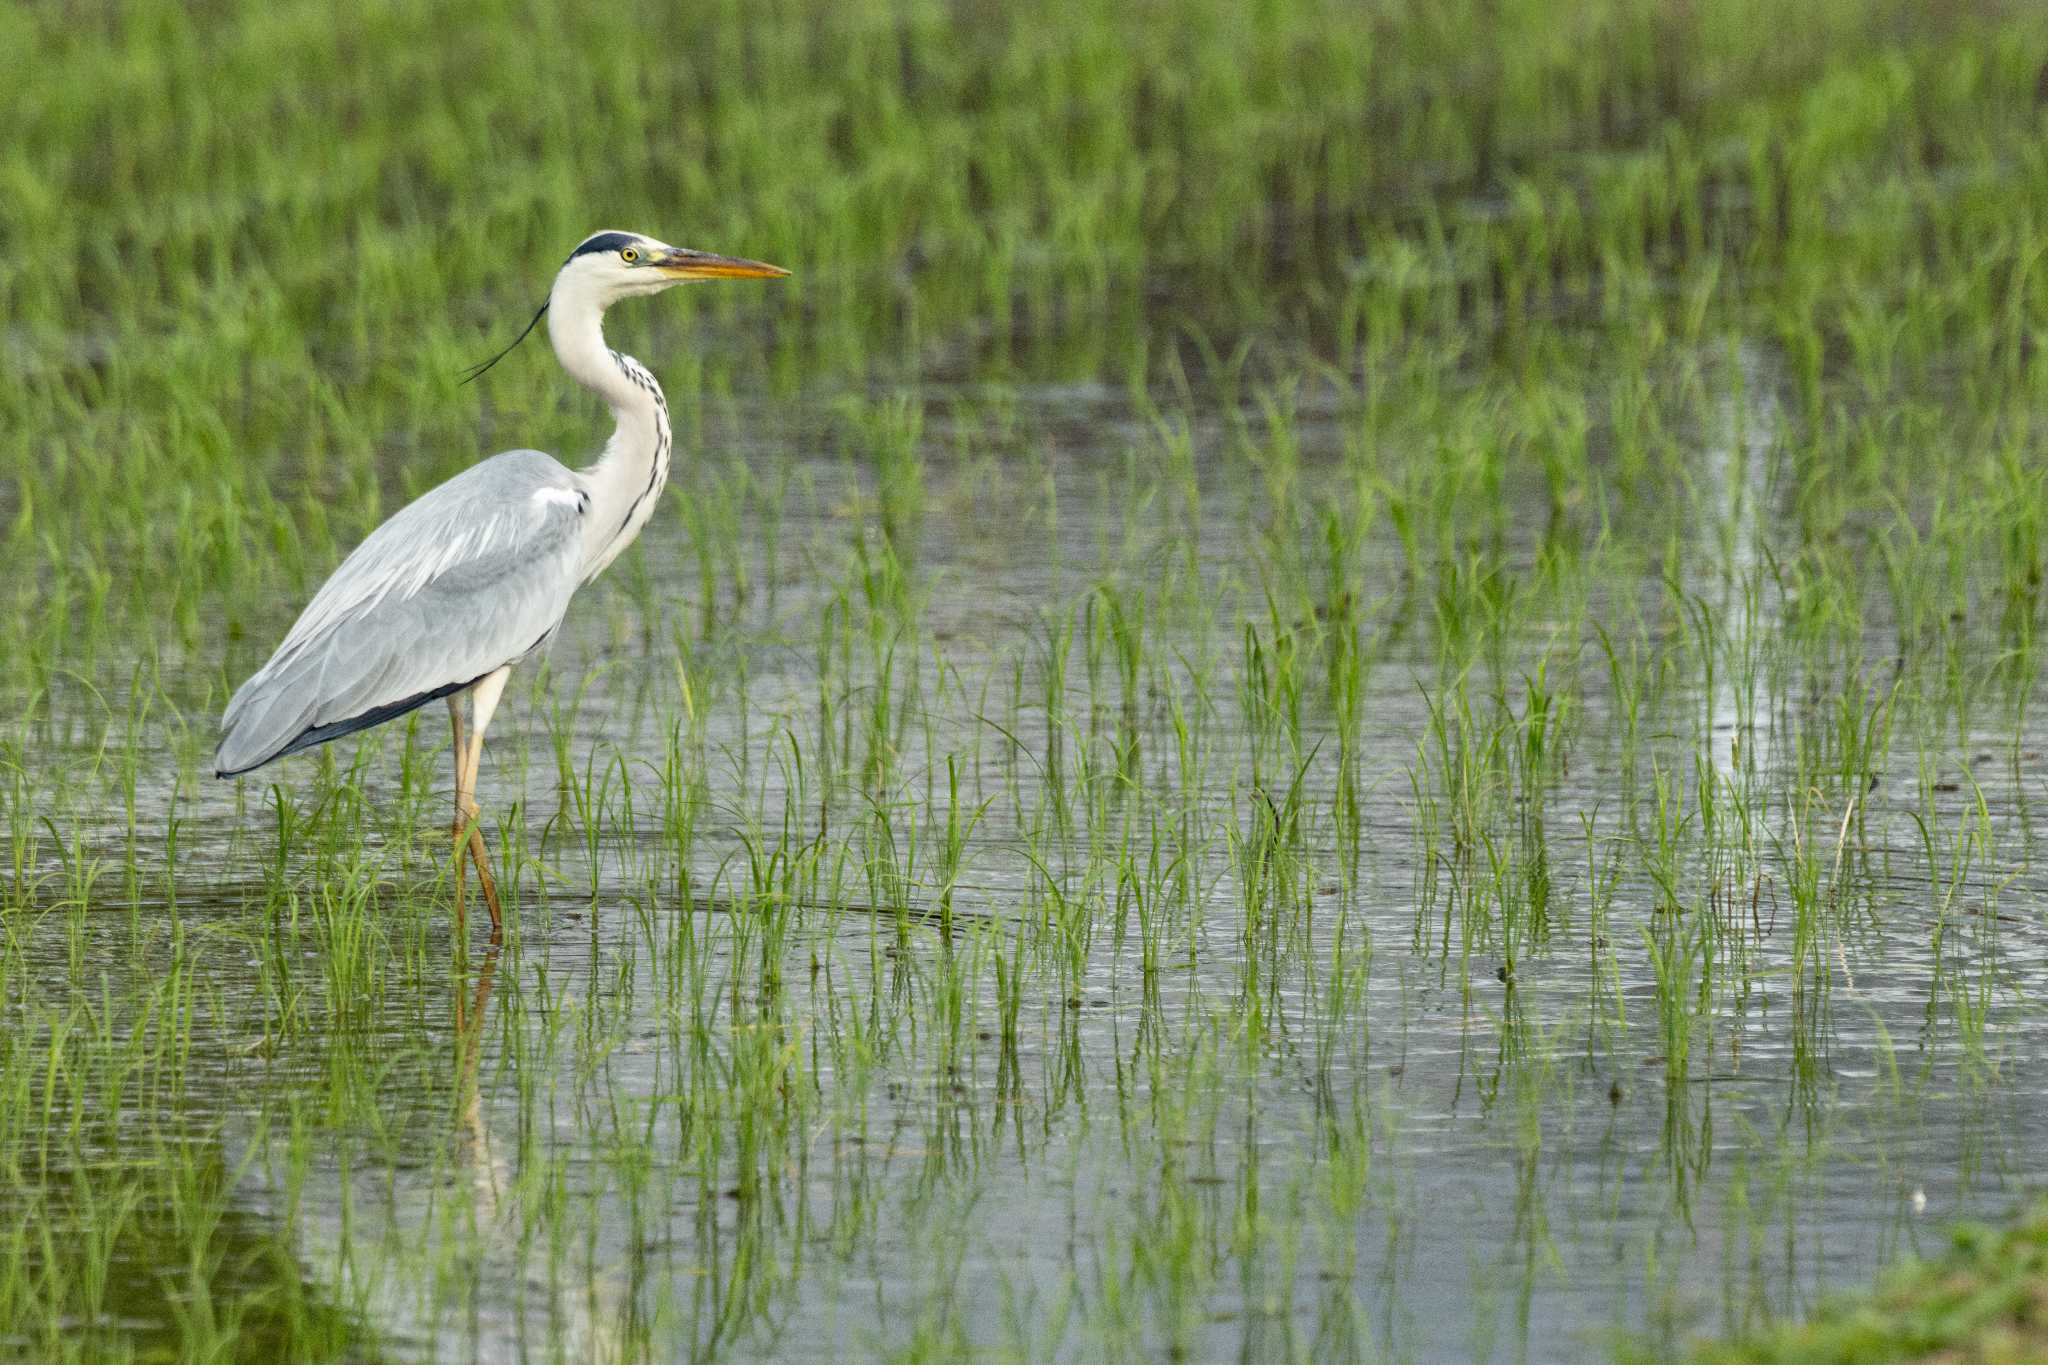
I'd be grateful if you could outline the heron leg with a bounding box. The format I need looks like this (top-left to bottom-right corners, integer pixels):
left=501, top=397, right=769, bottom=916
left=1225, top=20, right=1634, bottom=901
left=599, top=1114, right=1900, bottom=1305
left=447, top=696, right=474, bottom=936
left=458, top=667, right=512, bottom=941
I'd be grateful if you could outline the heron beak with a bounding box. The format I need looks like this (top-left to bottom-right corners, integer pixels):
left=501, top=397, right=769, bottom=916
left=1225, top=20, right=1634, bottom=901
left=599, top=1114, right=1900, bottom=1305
left=654, top=247, right=790, bottom=280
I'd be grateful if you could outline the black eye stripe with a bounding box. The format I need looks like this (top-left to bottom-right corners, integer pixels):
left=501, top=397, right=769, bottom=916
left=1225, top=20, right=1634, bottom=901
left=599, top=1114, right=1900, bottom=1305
left=568, top=231, right=641, bottom=261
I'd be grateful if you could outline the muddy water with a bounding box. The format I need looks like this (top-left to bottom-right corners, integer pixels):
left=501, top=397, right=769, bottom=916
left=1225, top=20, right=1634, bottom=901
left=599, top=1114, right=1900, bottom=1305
left=9, top=357, right=2048, bottom=1363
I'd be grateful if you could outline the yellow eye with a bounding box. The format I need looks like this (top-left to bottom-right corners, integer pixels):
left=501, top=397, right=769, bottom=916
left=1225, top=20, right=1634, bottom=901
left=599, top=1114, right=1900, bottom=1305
left=620, top=247, right=639, bottom=263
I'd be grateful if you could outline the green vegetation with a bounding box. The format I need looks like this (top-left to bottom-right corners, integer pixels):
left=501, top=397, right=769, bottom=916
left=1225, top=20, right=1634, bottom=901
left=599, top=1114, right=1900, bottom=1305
left=1682, top=1200, right=2048, bottom=1364
left=4, top=0, right=2048, bottom=1359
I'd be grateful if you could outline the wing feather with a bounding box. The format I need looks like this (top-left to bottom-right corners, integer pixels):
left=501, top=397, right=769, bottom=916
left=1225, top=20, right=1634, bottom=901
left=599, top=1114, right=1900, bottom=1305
left=216, top=449, right=587, bottom=777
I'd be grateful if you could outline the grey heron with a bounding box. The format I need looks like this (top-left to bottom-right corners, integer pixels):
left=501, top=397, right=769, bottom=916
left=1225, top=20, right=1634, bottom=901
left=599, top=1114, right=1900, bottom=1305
left=216, top=230, right=787, bottom=938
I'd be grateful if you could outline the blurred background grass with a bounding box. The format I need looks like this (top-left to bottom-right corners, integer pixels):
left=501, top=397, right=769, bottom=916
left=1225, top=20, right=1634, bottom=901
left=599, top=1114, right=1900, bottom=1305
left=4, top=2, right=2046, bottom=667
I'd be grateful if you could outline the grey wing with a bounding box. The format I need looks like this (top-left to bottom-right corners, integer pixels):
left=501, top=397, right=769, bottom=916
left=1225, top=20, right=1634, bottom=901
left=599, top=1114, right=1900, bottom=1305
left=216, top=449, right=589, bottom=777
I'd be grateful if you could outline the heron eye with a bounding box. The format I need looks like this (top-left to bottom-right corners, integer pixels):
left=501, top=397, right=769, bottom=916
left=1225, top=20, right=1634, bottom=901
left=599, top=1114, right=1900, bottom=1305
left=620, top=247, right=639, bottom=263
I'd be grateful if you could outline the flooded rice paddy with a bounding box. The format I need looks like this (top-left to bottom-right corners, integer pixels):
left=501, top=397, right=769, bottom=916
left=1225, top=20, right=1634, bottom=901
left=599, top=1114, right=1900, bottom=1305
left=7, top=329, right=2047, bottom=1362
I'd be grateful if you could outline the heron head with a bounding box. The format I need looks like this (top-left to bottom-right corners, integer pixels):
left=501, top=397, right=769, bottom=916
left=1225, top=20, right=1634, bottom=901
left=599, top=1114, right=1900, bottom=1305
left=462, top=231, right=787, bottom=386
left=560, top=230, right=789, bottom=304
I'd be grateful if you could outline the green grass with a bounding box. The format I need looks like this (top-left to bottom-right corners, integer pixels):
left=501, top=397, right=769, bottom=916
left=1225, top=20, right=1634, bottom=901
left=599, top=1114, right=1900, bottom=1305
left=5, top=0, right=2048, bottom=1360
left=1679, top=1200, right=2048, bottom=1364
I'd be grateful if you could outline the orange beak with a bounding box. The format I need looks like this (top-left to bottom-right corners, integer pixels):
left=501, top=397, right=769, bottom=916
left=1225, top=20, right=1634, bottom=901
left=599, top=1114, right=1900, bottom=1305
left=653, top=247, right=790, bottom=280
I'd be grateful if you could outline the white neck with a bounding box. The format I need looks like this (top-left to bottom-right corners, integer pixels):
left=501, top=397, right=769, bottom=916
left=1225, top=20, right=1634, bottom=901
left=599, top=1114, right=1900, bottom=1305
left=548, top=272, right=673, bottom=582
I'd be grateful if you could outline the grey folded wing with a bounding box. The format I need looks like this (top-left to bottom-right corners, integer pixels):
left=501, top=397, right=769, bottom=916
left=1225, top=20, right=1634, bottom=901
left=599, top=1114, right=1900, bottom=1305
left=216, top=449, right=589, bottom=777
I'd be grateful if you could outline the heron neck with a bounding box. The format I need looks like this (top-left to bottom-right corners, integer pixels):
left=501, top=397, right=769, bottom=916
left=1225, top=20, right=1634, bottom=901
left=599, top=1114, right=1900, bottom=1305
left=548, top=285, right=673, bottom=581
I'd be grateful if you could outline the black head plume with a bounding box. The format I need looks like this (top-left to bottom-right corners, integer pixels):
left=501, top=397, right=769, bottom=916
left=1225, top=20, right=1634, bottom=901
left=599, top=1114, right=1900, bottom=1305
left=460, top=300, right=550, bottom=385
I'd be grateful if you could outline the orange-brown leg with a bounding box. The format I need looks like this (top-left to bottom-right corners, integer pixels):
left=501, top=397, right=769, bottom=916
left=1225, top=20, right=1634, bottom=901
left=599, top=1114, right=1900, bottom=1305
left=448, top=697, right=471, bottom=937
left=450, top=668, right=511, bottom=942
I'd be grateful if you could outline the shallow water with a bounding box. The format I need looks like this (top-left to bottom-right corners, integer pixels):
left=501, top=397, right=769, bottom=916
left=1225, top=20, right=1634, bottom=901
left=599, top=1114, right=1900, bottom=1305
left=7, top=344, right=2048, bottom=1363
